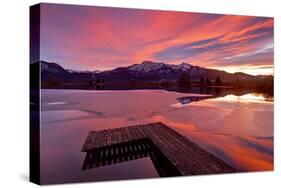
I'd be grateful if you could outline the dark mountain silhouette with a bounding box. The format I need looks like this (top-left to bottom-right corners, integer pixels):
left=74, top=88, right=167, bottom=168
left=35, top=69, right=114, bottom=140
left=32, top=61, right=94, bottom=82
left=32, top=60, right=272, bottom=87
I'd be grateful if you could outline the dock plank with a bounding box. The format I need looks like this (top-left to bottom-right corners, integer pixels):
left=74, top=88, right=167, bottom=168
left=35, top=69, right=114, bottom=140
left=81, top=122, right=237, bottom=175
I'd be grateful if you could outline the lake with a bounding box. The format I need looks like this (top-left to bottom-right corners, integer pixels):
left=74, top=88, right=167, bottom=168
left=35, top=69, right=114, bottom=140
left=40, top=89, right=273, bottom=184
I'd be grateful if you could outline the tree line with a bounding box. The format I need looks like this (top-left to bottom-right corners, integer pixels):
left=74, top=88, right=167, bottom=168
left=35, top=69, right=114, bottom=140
left=178, top=73, right=222, bottom=88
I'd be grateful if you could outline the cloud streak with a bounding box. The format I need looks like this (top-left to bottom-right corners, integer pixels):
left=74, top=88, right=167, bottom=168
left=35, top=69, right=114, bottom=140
left=40, top=4, right=274, bottom=75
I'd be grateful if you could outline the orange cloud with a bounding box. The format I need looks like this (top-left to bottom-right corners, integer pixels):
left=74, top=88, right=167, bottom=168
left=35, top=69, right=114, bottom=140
left=40, top=4, right=273, bottom=75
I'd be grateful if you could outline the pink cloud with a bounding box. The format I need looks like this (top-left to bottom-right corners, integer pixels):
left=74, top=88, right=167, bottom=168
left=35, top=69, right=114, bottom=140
left=40, top=4, right=273, bottom=75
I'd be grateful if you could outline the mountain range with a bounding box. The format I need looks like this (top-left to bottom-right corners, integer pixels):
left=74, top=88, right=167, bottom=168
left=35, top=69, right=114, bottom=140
left=32, top=60, right=271, bottom=84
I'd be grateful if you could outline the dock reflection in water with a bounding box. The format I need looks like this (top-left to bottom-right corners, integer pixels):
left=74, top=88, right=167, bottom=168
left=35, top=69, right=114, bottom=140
left=82, top=138, right=182, bottom=177
left=81, top=122, right=237, bottom=177
left=40, top=89, right=273, bottom=184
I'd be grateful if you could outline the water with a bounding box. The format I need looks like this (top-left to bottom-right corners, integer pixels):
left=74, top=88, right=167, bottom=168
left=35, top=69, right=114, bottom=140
left=40, top=89, right=273, bottom=184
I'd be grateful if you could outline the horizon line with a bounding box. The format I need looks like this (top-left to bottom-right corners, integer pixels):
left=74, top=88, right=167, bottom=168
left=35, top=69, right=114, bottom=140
left=35, top=59, right=274, bottom=77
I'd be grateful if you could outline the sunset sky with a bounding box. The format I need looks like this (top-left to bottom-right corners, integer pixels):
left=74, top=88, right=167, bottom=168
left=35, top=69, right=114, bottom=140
left=40, top=3, right=274, bottom=75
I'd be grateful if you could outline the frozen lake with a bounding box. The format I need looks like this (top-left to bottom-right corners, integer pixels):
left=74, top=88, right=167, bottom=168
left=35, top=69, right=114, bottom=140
left=40, top=89, right=273, bottom=184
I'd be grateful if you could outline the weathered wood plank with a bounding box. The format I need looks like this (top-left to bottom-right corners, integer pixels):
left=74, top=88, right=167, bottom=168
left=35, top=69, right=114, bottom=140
left=81, top=122, right=238, bottom=175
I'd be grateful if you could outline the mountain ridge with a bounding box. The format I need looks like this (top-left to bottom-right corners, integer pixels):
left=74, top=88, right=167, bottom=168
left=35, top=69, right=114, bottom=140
left=33, top=60, right=271, bottom=83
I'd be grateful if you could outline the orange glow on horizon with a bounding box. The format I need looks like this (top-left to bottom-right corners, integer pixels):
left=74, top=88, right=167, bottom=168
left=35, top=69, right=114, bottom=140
left=209, top=65, right=274, bottom=76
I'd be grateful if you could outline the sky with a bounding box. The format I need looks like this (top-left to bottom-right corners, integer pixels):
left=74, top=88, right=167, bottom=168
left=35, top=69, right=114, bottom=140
left=40, top=3, right=274, bottom=75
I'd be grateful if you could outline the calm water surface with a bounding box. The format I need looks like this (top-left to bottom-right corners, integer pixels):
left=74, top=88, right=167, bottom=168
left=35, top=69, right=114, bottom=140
left=40, top=89, right=273, bottom=184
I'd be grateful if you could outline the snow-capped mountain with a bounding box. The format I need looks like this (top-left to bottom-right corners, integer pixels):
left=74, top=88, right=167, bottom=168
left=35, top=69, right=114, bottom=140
left=67, top=69, right=101, bottom=74
left=35, top=60, right=260, bottom=83
left=38, top=61, right=93, bottom=81
left=128, top=61, right=192, bottom=72
left=169, top=62, right=192, bottom=71
left=97, top=61, right=208, bottom=82
left=40, top=61, right=68, bottom=74
left=128, top=61, right=166, bottom=72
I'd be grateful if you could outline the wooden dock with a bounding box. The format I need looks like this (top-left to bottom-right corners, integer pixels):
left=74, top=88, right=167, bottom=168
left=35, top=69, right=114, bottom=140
left=81, top=122, right=237, bottom=176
